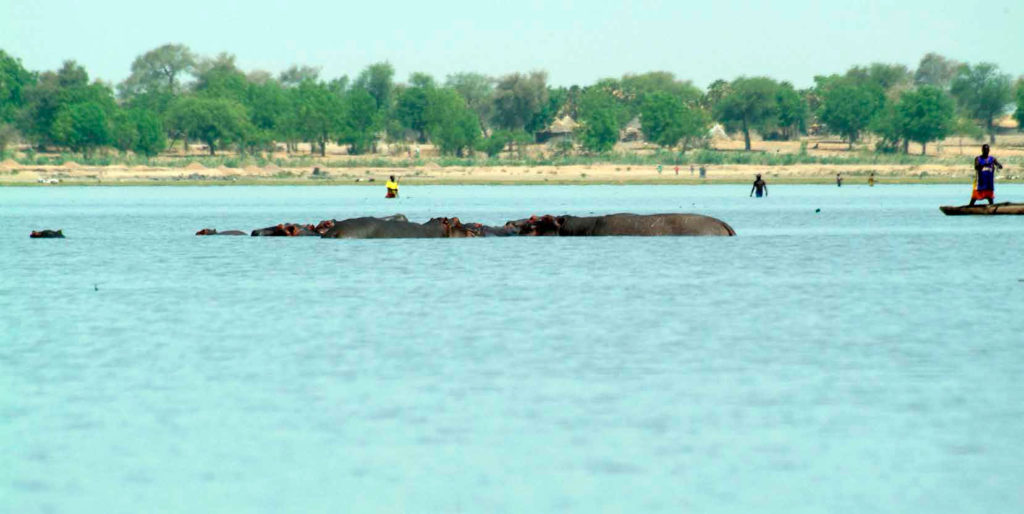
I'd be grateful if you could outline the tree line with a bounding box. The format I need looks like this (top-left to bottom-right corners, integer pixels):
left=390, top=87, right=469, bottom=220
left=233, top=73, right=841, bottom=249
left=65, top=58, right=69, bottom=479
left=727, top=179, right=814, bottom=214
left=1, top=45, right=1023, bottom=159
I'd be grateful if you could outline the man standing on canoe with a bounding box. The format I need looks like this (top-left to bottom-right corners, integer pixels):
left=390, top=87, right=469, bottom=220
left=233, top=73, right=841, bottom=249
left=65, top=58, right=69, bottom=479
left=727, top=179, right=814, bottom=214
left=969, top=144, right=1003, bottom=206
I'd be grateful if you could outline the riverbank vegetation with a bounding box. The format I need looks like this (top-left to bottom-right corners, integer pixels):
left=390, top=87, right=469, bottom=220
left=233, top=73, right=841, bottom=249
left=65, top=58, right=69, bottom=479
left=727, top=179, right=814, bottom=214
left=1, top=46, right=1022, bottom=164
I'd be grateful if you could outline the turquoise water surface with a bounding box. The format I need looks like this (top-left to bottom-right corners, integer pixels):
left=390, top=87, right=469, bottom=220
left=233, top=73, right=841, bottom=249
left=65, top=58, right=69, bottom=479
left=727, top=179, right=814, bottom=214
left=2, top=185, right=1023, bottom=513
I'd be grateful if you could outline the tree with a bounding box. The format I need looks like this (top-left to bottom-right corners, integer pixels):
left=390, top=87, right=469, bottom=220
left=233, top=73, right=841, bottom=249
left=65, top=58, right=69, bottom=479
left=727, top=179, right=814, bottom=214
left=194, top=54, right=248, bottom=104
left=0, top=123, right=18, bottom=157
left=395, top=73, right=436, bottom=141
left=846, top=63, right=912, bottom=93
left=446, top=72, right=494, bottom=131
left=353, top=62, right=395, bottom=112
left=424, top=88, right=480, bottom=156
left=818, top=78, right=885, bottom=149
left=0, top=50, right=35, bottom=123
left=640, top=91, right=709, bottom=150
left=52, top=102, right=111, bottom=157
left=477, top=130, right=511, bottom=157
left=950, top=63, right=1013, bottom=144
left=292, top=80, right=342, bottom=156
left=774, top=82, right=807, bottom=139
left=278, top=65, right=321, bottom=88
left=576, top=88, right=620, bottom=153
left=338, top=89, right=379, bottom=154
left=1014, top=79, right=1024, bottom=132
left=165, top=96, right=249, bottom=155
left=713, top=77, right=780, bottom=151
left=491, top=71, right=548, bottom=131
left=17, top=61, right=116, bottom=150
left=896, top=86, right=955, bottom=155
left=111, top=109, right=167, bottom=157
left=914, top=53, right=958, bottom=89
left=870, top=103, right=905, bottom=153
left=118, top=44, right=196, bottom=99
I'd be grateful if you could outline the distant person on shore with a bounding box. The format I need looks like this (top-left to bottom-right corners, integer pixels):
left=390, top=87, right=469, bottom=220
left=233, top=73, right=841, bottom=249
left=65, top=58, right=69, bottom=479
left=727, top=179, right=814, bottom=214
left=969, top=144, right=1002, bottom=206
left=868, top=172, right=875, bottom=187
left=699, top=166, right=706, bottom=179
left=836, top=173, right=843, bottom=187
left=385, top=175, right=399, bottom=198
left=750, top=174, right=767, bottom=198
left=674, top=166, right=679, bottom=176
left=690, top=165, right=695, bottom=176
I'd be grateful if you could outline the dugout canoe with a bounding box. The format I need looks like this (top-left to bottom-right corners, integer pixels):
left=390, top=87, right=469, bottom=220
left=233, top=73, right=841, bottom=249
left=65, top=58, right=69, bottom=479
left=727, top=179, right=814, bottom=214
left=939, top=203, right=1024, bottom=215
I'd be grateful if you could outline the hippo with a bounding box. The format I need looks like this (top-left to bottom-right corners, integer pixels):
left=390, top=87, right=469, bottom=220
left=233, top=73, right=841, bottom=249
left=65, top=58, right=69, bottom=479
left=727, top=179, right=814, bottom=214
left=321, top=216, right=475, bottom=239
left=196, top=228, right=246, bottom=236
left=507, top=213, right=736, bottom=237
left=251, top=223, right=319, bottom=237
left=30, top=229, right=64, bottom=238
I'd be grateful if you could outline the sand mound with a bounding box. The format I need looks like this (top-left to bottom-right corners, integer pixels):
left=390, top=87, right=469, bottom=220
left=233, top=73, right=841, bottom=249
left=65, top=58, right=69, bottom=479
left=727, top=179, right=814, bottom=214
left=184, top=162, right=207, bottom=171
left=62, top=161, right=81, bottom=169
left=244, top=165, right=263, bottom=174
left=423, top=161, right=441, bottom=170
left=1, top=159, right=19, bottom=169
left=263, top=163, right=281, bottom=172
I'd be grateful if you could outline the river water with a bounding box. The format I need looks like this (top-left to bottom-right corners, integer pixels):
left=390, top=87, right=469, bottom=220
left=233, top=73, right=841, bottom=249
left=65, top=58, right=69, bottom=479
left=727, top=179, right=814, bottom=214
left=2, top=185, right=1023, bottom=513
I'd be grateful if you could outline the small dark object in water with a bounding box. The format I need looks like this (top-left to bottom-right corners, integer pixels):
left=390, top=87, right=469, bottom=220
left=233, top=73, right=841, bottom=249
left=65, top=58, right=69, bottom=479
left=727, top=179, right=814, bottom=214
left=815, top=208, right=821, bottom=213
left=30, top=229, right=64, bottom=238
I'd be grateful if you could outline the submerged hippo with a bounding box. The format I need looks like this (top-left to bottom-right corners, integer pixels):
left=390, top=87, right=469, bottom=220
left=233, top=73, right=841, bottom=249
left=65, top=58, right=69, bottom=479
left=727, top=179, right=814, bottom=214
left=30, top=229, right=64, bottom=238
left=251, top=223, right=319, bottom=237
left=321, top=216, right=475, bottom=239
left=507, top=213, right=736, bottom=237
left=196, top=228, right=246, bottom=236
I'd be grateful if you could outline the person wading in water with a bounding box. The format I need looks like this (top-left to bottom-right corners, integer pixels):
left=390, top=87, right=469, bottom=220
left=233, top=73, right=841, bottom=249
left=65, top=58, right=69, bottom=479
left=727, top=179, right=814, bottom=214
left=969, top=144, right=1003, bottom=206
left=750, top=174, right=767, bottom=198
left=385, top=175, right=399, bottom=198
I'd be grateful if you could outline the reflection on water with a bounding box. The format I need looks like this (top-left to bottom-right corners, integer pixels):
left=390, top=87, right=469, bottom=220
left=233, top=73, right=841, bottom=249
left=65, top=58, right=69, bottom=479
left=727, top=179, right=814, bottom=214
left=2, top=185, right=1023, bottom=513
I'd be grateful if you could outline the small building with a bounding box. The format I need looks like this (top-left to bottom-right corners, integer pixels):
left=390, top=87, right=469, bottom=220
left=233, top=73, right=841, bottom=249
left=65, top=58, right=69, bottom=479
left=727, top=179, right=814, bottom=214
left=536, top=115, right=579, bottom=144
left=620, top=116, right=643, bottom=142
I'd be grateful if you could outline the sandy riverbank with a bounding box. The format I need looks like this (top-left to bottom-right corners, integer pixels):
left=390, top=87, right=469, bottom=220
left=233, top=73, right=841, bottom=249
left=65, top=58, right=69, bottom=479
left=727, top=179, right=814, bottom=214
left=0, top=161, right=1009, bottom=186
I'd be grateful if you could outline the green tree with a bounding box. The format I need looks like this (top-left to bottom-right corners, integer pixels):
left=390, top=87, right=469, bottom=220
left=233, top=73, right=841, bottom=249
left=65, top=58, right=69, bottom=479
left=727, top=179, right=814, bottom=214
left=395, top=73, right=436, bottom=141
left=0, top=50, right=35, bottom=123
left=477, top=129, right=511, bottom=157
left=278, top=65, right=321, bottom=88
left=818, top=78, right=885, bottom=149
left=492, top=71, right=548, bottom=131
left=353, top=62, right=395, bottom=112
left=424, top=88, right=480, bottom=156
left=165, top=96, right=249, bottom=155
left=18, top=61, right=116, bottom=150
left=896, top=86, right=955, bottom=155
left=446, top=72, right=494, bottom=131
left=576, top=88, right=621, bottom=153
left=118, top=44, right=196, bottom=99
left=338, top=89, right=379, bottom=154
left=52, top=101, right=111, bottom=157
left=845, top=63, right=912, bottom=93
left=292, top=80, right=342, bottom=156
left=774, top=82, right=807, bottom=139
left=713, top=77, right=780, bottom=151
left=640, top=91, right=709, bottom=150
left=869, top=103, right=904, bottom=153
left=914, top=53, right=958, bottom=89
left=950, top=63, right=1013, bottom=144
left=194, top=53, right=248, bottom=104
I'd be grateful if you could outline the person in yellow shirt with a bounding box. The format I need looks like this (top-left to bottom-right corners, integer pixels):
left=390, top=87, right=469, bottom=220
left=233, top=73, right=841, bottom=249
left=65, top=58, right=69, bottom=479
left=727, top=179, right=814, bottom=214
left=385, top=175, right=399, bottom=198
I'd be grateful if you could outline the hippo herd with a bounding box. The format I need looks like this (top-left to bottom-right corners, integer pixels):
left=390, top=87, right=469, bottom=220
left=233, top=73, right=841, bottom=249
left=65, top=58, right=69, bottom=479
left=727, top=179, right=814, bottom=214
left=30, top=213, right=735, bottom=239
left=195, top=213, right=736, bottom=238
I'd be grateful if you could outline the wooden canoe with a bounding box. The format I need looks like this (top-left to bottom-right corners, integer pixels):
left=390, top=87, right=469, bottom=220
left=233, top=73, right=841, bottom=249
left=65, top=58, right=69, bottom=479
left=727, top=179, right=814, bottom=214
left=940, top=203, right=1024, bottom=215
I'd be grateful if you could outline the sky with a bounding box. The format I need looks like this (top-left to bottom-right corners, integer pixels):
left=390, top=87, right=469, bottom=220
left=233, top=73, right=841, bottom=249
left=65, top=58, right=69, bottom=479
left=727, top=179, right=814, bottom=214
left=2, top=0, right=1022, bottom=89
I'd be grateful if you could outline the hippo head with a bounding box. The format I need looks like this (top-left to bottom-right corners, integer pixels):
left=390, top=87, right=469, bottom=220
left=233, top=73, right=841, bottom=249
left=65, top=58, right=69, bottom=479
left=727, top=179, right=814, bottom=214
left=314, top=219, right=335, bottom=235
left=443, top=217, right=478, bottom=238
left=195, top=228, right=218, bottom=235
left=507, top=215, right=561, bottom=236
